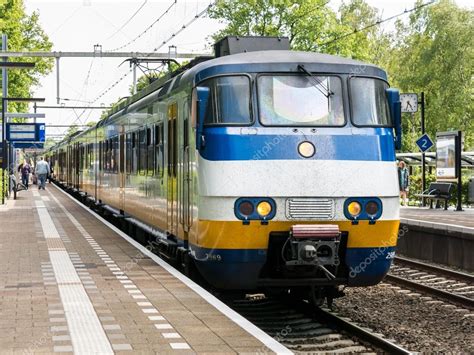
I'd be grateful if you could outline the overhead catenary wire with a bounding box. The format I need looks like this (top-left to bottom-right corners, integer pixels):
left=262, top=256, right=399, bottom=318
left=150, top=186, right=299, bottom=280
left=104, top=0, right=149, bottom=41
left=321, top=0, right=436, bottom=47
left=150, top=2, right=213, bottom=53
left=88, top=1, right=214, bottom=107
left=108, top=0, right=178, bottom=52
left=64, top=1, right=213, bottom=133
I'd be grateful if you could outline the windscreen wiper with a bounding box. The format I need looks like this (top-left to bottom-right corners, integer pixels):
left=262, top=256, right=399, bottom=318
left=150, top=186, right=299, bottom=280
left=297, top=64, right=334, bottom=98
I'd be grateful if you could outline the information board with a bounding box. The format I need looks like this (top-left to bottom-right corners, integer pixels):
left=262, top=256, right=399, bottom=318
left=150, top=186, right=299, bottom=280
left=6, top=123, right=46, bottom=143
left=436, top=131, right=461, bottom=181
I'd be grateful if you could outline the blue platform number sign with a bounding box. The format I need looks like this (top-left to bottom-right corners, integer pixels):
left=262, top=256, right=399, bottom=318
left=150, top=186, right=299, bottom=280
left=416, top=133, right=434, bottom=152
left=38, top=124, right=46, bottom=142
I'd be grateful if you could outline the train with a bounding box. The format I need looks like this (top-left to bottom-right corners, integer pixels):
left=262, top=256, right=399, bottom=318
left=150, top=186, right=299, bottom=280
left=46, top=36, right=403, bottom=305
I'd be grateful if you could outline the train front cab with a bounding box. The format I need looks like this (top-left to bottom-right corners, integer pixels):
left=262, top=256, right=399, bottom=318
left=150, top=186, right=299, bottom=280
left=189, top=55, right=403, bottom=296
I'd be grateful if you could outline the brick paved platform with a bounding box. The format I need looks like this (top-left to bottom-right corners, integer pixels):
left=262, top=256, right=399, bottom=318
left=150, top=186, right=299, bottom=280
left=0, top=185, right=288, bottom=354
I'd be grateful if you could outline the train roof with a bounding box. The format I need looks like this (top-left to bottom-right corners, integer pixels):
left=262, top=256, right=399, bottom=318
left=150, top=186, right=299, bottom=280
left=181, top=50, right=386, bottom=85
left=189, top=50, right=377, bottom=70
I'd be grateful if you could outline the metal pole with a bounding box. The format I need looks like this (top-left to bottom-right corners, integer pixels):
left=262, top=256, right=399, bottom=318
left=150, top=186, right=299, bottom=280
left=132, top=60, right=137, bottom=95
left=456, top=131, right=463, bottom=211
left=1, top=35, right=7, bottom=205
left=56, top=57, right=60, bottom=104
left=421, top=92, right=426, bottom=207
left=1, top=98, right=6, bottom=204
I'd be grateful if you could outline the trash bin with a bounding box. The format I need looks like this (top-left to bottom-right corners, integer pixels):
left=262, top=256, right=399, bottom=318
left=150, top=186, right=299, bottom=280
left=469, top=178, right=474, bottom=203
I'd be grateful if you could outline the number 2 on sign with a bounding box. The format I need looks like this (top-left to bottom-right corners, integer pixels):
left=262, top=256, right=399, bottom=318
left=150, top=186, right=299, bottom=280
left=421, top=138, right=428, bottom=148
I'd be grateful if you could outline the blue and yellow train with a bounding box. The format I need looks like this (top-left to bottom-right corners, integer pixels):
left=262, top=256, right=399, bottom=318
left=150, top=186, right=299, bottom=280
left=47, top=37, right=402, bottom=304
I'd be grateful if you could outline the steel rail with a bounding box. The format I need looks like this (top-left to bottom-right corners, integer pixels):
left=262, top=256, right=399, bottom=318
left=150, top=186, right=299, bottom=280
left=394, top=256, right=474, bottom=284
left=315, top=307, right=412, bottom=355
left=385, top=274, right=474, bottom=309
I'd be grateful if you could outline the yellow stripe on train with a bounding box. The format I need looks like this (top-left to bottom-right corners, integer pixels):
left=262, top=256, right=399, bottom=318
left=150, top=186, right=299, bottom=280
left=194, top=220, right=400, bottom=250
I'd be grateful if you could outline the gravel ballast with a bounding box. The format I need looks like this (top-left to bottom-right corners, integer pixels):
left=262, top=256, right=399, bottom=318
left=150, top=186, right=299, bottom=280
left=334, top=283, right=474, bottom=352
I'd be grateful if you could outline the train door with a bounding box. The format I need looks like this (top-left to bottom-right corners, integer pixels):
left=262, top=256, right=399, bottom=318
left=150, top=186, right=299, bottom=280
left=167, top=103, right=178, bottom=238
left=181, top=100, right=191, bottom=239
left=119, top=133, right=125, bottom=211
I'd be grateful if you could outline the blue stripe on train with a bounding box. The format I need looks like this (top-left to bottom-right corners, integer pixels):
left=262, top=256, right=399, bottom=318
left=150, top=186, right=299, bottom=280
left=189, top=245, right=395, bottom=289
left=200, top=127, right=396, bottom=161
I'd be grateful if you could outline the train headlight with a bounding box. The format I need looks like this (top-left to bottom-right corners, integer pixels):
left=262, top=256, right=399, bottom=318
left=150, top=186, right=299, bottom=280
left=235, top=198, right=276, bottom=222
left=257, top=201, right=272, bottom=217
left=347, top=201, right=362, bottom=217
left=298, top=141, right=315, bottom=158
left=344, top=198, right=383, bottom=222
left=365, top=201, right=379, bottom=216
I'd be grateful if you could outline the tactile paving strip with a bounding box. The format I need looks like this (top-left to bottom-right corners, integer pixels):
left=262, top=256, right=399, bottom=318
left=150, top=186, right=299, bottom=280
left=35, top=196, right=114, bottom=354
left=47, top=190, right=192, bottom=351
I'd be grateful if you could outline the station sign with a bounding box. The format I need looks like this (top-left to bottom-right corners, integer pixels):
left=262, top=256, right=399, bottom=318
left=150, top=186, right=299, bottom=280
left=415, top=133, right=434, bottom=153
left=6, top=123, right=46, bottom=142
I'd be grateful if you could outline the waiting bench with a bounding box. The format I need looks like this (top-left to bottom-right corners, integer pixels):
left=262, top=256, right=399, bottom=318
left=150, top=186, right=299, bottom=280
left=415, top=182, right=454, bottom=210
left=10, top=174, right=27, bottom=200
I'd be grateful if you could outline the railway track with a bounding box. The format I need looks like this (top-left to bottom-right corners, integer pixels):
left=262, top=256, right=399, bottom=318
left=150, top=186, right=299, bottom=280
left=229, top=297, right=411, bottom=354
left=387, top=256, right=474, bottom=309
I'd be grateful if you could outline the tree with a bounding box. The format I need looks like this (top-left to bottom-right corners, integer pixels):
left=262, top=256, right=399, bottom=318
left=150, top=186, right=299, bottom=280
left=386, top=0, right=473, bottom=151
left=208, top=0, right=385, bottom=62
left=0, top=0, right=54, bottom=112
left=130, top=61, right=183, bottom=94
left=209, top=0, right=335, bottom=50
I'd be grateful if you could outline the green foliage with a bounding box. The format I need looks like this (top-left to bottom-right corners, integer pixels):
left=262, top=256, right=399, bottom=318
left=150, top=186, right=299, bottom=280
left=385, top=0, right=474, bottom=151
left=208, top=0, right=387, bottom=61
left=131, top=61, right=183, bottom=94
left=0, top=0, right=53, bottom=112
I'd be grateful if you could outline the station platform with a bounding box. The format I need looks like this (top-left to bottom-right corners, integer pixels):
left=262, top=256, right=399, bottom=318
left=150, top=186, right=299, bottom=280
left=398, top=207, right=474, bottom=271
left=0, top=185, right=288, bottom=354
left=401, top=206, right=474, bottom=232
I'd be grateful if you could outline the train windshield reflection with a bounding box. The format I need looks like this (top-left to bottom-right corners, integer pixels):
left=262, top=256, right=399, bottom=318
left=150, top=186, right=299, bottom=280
left=258, top=75, right=344, bottom=126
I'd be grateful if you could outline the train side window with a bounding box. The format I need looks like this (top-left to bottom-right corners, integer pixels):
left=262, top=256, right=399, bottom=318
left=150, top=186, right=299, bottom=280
left=147, top=127, right=153, bottom=176
left=99, top=141, right=103, bottom=171
left=107, top=139, right=112, bottom=172
left=139, top=129, right=147, bottom=175
left=126, top=133, right=132, bottom=174
left=103, top=140, right=107, bottom=171
left=155, top=123, right=164, bottom=176
left=132, top=132, right=138, bottom=174
left=106, top=140, right=110, bottom=171
left=167, top=103, right=178, bottom=177
left=119, top=135, right=124, bottom=174
left=112, top=136, right=118, bottom=173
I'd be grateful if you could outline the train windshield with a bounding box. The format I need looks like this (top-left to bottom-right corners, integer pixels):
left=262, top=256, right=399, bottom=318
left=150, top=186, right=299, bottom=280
left=350, top=77, right=391, bottom=126
left=258, top=75, right=344, bottom=126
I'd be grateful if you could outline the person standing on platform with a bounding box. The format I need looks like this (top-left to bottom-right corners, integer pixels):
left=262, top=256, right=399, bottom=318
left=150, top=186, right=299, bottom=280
left=398, top=161, right=409, bottom=206
left=35, top=157, right=50, bottom=190
left=20, top=160, right=31, bottom=189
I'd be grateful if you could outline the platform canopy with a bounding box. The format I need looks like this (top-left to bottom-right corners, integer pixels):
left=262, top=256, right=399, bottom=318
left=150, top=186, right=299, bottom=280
left=396, top=152, right=474, bottom=168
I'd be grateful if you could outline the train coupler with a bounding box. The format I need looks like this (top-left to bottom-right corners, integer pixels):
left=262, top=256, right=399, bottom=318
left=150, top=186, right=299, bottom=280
left=284, top=225, right=341, bottom=279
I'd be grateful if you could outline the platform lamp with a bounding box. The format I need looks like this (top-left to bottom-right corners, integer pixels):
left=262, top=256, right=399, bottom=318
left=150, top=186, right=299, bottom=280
left=1, top=96, right=45, bottom=204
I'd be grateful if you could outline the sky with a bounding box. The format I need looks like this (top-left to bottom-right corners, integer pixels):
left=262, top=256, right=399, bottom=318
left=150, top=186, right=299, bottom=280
left=14, top=0, right=472, bottom=139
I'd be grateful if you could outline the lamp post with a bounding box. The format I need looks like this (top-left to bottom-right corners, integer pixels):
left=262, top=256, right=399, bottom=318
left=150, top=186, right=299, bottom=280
left=1, top=97, right=45, bottom=204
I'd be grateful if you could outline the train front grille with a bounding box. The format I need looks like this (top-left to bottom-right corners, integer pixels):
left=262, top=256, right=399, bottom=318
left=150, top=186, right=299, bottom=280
left=285, top=198, right=334, bottom=220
